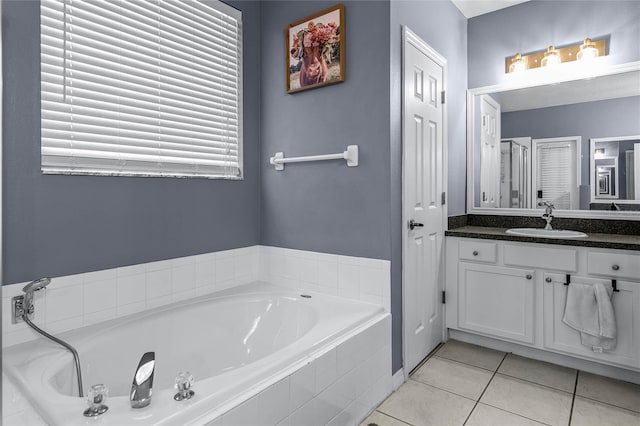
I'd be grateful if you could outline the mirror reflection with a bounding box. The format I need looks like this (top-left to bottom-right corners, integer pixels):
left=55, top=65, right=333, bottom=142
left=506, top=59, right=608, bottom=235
left=470, top=66, right=640, bottom=213
left=590, top=136, right=640, bottom=209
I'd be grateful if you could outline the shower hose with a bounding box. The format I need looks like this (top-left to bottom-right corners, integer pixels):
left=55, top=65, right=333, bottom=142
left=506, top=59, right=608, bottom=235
left=22, top=314, right=84, bottom=398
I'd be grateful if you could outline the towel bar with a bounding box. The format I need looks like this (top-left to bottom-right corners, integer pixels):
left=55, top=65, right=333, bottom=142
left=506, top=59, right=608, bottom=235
left=270, top=145, right=358, bottom=171
left=563, top=274, right=620, bottom=293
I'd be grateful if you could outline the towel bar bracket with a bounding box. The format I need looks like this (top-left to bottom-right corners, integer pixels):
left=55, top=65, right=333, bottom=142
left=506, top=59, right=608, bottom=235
left=563, top=274, right=620, bottom=293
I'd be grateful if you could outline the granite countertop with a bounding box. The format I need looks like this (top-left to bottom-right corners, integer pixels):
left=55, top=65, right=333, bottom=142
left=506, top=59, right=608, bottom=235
left=445, top=226, right=640, bottom=251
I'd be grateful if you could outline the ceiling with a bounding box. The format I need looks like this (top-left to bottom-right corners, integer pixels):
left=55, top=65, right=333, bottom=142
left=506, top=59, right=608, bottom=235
left=451, top=0, right=530, bottom=18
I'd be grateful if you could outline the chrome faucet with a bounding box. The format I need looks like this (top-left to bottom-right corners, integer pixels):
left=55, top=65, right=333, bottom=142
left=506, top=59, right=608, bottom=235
left=538, top=201, right=555, bottom=230
left=130, top=352, right=155, bottom=408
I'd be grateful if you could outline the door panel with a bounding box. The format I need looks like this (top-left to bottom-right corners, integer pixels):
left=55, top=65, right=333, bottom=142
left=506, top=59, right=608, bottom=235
left=403, top=30, right=445, bottom=373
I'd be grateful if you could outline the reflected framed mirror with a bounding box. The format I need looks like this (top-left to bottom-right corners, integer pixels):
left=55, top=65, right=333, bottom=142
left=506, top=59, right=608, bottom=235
left=467, top=61, right=640, bottom=218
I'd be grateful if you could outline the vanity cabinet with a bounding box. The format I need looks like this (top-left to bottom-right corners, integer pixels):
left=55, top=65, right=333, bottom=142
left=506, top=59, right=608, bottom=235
left=446, top=237, right=640, bottom=371
left=458, top=263, right=535, bottom=344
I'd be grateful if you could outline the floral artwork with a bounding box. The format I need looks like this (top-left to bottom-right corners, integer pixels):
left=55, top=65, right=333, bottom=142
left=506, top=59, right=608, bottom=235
left=286, top=4, right=345, bottom=93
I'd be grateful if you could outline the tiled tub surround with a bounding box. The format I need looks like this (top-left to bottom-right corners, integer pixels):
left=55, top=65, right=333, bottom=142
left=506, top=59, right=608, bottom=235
left=2, top=246, right=391, bottom=425
left=2, top=246, right=390, bottom=348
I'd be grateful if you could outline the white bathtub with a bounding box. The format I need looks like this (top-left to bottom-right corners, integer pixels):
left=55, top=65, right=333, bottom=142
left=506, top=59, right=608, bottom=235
left=3, top=282, right=389, bottom=425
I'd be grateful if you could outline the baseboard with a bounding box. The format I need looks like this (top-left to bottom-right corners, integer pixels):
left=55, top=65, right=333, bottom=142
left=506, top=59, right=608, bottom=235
left=392, top=368, right=405, bottom=390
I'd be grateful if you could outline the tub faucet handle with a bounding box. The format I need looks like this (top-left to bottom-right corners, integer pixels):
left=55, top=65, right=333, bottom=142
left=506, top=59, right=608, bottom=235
left=174, top=372, right=195, bottom=401
left=83, top=384, right=109, bottom=417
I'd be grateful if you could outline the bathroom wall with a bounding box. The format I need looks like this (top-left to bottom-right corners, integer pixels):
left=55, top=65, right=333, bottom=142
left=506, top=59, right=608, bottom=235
left=260, top=0, right=397, bottom=368
left=468, top=0, right=640, bottom=88
left=260, top=1, right=391, bottom=261
left=389, top=0, right=468, bottom=372
left=502, top=96, right=640, bottom=187
left=2, top=1, right=262, bottom=284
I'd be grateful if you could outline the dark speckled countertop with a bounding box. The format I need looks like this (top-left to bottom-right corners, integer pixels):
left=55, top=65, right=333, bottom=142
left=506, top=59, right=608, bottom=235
left=446, top=226, right=640, bottom=251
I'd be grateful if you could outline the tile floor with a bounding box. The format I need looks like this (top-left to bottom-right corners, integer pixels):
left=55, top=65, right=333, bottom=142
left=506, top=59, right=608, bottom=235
left=361, top=340, right=640, bottom=426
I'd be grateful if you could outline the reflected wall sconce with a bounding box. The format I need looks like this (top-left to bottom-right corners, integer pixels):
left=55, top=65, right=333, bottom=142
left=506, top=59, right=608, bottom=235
left=505, top=37, right=607, bottom=73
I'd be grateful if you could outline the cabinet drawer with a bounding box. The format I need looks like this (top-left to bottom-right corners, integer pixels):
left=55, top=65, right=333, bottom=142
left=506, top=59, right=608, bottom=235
left=459, top=240, right=497, bottom=263
left=503, top=244, right=577, bottom=271
left=587, top=251, right=640, bottom=280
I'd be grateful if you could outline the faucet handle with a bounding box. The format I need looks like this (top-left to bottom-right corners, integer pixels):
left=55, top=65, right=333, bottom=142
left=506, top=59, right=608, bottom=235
left=174, top=372, right=195, bottom=401
left=83, top=384, right=109, bottom=417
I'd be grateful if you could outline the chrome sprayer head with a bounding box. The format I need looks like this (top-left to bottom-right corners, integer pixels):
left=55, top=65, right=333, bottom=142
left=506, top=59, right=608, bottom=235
left=12, top=277, right=51, bottom=323
left=23, top=277, right=52, bottom=293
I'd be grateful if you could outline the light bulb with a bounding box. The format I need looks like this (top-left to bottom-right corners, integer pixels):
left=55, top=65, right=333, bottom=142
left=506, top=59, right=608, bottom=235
left=508, top=52, right=527, bottom=73
left=578, top=38, right=599, bottom=61
left=541, top=45, right=561, bottom=67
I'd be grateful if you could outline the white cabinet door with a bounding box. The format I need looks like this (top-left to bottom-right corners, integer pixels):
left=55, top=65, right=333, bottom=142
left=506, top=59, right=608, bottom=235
left=543, top=273, right=640, bottom=369
left=458, top=263, right=535, bottom=344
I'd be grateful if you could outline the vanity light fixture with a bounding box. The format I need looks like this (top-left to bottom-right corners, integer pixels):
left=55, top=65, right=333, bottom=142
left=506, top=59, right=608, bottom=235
left=505, top=37, right=607, bottom=73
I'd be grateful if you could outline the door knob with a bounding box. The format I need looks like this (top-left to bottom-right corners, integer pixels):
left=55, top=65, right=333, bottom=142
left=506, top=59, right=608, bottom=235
left=409, top=220, right=424, bottom=230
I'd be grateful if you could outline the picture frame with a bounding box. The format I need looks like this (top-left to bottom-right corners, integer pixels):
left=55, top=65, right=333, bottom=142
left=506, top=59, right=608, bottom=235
left=286, top=4, right=345, bottom=94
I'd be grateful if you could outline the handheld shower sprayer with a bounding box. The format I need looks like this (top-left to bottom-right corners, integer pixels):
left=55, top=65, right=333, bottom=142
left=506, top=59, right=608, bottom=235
left=11, top=277, right=84, bottom=397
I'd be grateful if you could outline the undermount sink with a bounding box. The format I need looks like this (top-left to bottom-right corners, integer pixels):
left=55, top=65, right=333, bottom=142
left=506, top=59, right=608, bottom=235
left=505, top=228, right=588, bottom=239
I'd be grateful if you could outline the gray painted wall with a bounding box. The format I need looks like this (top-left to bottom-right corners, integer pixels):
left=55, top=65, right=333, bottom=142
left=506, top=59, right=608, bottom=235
left=468, top=0, right=640, bottom=88
left=389, top=0, right=467, bottom=373
left=260, top=1, right=391, bottom=262
left=2, top=1, right=262, bottom=284
left=502, top=96, right=640, bottom=195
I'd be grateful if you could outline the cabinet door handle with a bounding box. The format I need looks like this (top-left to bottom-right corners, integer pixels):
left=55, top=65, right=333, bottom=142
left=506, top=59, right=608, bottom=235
left=526, top=274, right=533, bottom=280
left=545, top=277, right=552, bottom=283
left=612, top=264, right=620, bottom=271
left=472, top=251, right=479, bottom=256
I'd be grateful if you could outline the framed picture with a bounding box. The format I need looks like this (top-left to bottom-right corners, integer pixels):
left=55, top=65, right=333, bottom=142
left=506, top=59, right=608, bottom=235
left=286, top=4, right=345, bottom=93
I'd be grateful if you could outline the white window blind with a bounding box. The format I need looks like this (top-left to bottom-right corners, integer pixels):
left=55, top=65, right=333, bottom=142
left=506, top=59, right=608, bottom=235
left=41, top=0, right=243, bottom=179
left=537, top=144, right=571, bottom=209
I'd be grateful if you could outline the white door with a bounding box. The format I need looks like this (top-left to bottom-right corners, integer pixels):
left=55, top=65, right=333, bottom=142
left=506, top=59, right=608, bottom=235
left=402, top=28, right=446, bottom=374
left=480, top=95, right=500, bottom=207
left=531, top=137, right=581, bottom=210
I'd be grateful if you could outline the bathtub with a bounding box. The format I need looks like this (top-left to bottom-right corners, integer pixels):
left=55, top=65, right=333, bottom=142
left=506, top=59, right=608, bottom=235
left=3, top=281, right=389, bottom=425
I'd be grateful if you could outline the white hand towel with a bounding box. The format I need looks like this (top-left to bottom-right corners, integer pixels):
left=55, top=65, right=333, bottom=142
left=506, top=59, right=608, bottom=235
left=562, top=282, right=617, bottom=352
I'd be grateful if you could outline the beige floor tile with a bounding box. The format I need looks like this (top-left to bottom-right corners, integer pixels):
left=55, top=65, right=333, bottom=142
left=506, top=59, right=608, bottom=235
left=465, top=403, right=546, bottom=426
left=359, top=411, right=412, bottom=426
left=498, top=354, right=577, bottom=392
left=480, top=374, right=572, bottom=426
left=377, top=380, right=475, bottom=426
left=576, top=371, right=640, bottom=413
left=412, top=357, right=493, bottom=400
left=571, top=396, right=640, bottom=426
left=435, top=340, right=505, bottom=371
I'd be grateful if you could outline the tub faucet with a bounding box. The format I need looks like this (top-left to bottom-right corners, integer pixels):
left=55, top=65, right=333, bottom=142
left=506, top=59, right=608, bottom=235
left=130, top=352, right=155, bottom=408
left=538, top=201, right=555, bottom=230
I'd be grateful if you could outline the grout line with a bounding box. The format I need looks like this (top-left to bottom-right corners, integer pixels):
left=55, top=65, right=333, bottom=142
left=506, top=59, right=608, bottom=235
left=493, top=371, right=575, bottom=395
left=407, top=378, right=477, bottom=403
left=568, top=370, right=580, bottom=425
left=372, top=410, right=414, bottom=426
left=462, top=351, right=509, bottom=426
left=433, top=353, right=501, bottom=373
left=574, top=391, right=640, bottom=415
left=478, top=402, right=553, bottom=426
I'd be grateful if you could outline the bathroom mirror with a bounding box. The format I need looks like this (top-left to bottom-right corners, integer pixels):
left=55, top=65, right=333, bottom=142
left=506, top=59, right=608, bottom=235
left=467, top=62, right=640, bottom=217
